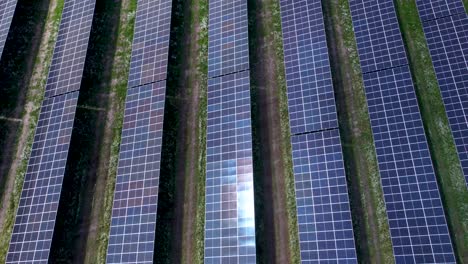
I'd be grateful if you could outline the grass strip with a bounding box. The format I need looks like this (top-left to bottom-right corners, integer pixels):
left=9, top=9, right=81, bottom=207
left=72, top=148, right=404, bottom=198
left=395, top=1, right=468, bottom=262
left=192, top=0, right=208, bottom=263
left=91, top=0, right=138, bottom=262
left=323, top=0, right=395, bottom=262
left=0, top=0, right=65, bottom=261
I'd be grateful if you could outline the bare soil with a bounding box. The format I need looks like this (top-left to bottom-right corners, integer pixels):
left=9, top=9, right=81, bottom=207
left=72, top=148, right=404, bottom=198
left=250, top=0, right=292, bottom=263
left=170, top=0, right=203, bottom=262
left=0, top=0, right=55, bottom=234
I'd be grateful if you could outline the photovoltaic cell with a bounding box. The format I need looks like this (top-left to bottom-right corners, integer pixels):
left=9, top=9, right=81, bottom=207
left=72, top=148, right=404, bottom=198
left=348, top=0, right=407, bottom=74
left=208, top=0, right=249, bottom=78
left=0, top=0, right=17, bottom=59
left=205, top=71, right=256, bottom=264
left=127, top=0, right=172, bottom=88
left=292, top=130, right=357, bottom=263
left=6, top=92, right=79, bottom=264
left=106, top=82, right=166, bottom=264
left=279, top=0, right=338, bottom=135
left=418, top=5, right=468, bottom=186
left=363, top=66, right=455, bottom=263
left=416, top=0, right=466, bottom=22
left=44, top=0, right=96, bottom=98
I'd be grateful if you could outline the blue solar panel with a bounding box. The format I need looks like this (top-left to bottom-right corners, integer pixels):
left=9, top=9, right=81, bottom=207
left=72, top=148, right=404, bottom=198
left=279, top=0, right=338, bottom=135
left=0, top=0, right=17, bottom=59
left=205, top=71, right=256, bottom=264
left=6, top=92, right=79, bottom=264
left=363, top=66, right=455, bottom=263
left=348, top=0, right=407, bottom=73
left=418, top=4, right=468, bottom=187
left=44, top=0, right=96, bottom=98
left=106, top=82, right=166, bottom=263
left=292, top=130, right=357, bottom=263
left=127, top=0, right=172, bottom=88
left=207, top=0, right=249, bottom=78
left=106, top=0, right=173, bottom=262
left=416, top=0, right=466, bottom=21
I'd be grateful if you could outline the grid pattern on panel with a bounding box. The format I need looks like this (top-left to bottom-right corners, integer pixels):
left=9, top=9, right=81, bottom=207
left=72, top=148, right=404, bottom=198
left=106, top=82, right=166, bottom=264
left=0, top=0, right=17, bottom=59
left=127, top=0, right=172, bottom=88
left=421, top=13, right=468, bottom=186
left=6, top=92, right=79, bottom=264
left=291, top=130, right=357, bottom=263
left=205, top=71, right=256, bottom=264
left=363, top=66, right=455, bottom=263
left=44, top=0, right=95, bottom=98
left=416, top=0, right=466, bottom=21
left=208, top=0, right=249, bottom=78
left=348, top=0, right=407, bottom=74
left=279, top=0, right=338, bottom=135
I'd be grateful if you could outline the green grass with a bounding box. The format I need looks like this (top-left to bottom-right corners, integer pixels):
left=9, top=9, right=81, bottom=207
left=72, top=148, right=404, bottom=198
left=0, top=0, right=65, bottom=261
left=395, top=1, right=468, bottom=262
left=192, top=0, right=208, bottom=263
left=323, top=0, right=394, bottom=262
left=91, top=0, right=138, bottom=263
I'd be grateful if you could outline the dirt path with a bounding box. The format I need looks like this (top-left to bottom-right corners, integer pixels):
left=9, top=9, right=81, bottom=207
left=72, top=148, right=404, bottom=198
left=170, top=0, right=203, bottom=262
left=0, top=0, right=57, bottom=237
left=250, top=0, right=292, bottom=263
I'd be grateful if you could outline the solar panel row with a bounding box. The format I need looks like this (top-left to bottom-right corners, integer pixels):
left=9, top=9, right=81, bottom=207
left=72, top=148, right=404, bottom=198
left=207, top=0, right=249, bottom=78
left=416, top=0, right=466, bottom=22
left=106, top=0, right=173, bottom=263
left=45, top=0, right=96, bottom=98
left=205, top=71, right=256, bottom=264
left=279, top=1, right=358, bottom=263
left=6, top=0, right=96, bottom=263
left=107, top=82, right=167, bottom=263
left=0, top=0, right=18, bottom=60
left=349, top=0, right=407, bottom=74
left=280, top=0, right=338, bottom=135
left=128, top=0, right=172, bottom=88
left=205, top=0, right=257, bottom=262
left=416, top=1, right=468, bottom=187
left=349, top=0, right=456, bottom=262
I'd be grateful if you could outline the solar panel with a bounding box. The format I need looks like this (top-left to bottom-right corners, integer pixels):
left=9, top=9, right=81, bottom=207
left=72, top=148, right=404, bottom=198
left=106, top=82, right=166, bottom=264
left=6, top=92, right=79, bottom=264
left=363, top=66, right=455, bottom=263
left=127, top=0, right=172, bottom=88
left=205, top=70, right=256, bottom=264
left=416, top=0, right=466, bottom=22
left=348, top=0, right=407, bottom=74
left=279, top=0, right=338, bottom=135
left=44, top=0, right=96, bottom=98
left=207, top=0, right=249, bottom=78
left=291, top=130, right=357, bottom=263
left=0, top=0, right=17, bottom=59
